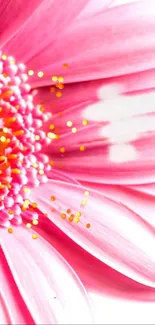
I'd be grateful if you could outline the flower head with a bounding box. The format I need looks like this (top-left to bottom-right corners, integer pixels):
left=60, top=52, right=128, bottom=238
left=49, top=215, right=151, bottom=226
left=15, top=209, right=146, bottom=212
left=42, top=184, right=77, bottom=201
left=0, top=53, right=52, bottom=227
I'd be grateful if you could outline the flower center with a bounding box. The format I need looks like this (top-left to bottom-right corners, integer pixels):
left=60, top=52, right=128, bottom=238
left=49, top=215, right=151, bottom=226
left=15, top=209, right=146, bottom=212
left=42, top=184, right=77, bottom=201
left=0, top=53, right=51, bottom=227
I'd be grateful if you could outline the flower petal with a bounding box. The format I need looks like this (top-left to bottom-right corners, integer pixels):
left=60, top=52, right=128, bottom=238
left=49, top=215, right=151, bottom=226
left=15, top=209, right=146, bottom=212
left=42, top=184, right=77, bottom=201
left=0, top=0, right=45, bottom=47
left=21, top=0, right=155, bottom=87
left=31, top=180, right=155, bottom=287
left=37, top=85, right=155, bottom=185
left=32, top=216, right=155, bottom=324
left=2, top=0, right=89, bottom=85
left=0, top=226, right=93, bottom=324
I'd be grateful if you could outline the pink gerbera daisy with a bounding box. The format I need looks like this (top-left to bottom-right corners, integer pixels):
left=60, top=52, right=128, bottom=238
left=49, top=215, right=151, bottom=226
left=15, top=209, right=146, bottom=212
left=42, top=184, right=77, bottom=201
left=1, top=0, right=155, bottom=324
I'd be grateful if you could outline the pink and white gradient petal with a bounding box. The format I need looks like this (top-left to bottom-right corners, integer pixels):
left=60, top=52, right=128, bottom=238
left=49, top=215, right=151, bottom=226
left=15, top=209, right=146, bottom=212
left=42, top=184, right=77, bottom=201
left=0, top=226, right=93, bottom=324
left=31, top=180, right=155, bottom=288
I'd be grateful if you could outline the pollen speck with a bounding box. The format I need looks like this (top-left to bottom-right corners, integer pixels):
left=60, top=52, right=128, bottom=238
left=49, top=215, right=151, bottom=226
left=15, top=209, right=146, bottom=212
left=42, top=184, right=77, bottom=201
left=8, top=228, right=13, bottom=233
left=80, top=145, right=85, bottom=151
left=75, top=211, right=81, bottom=217
left=61, top=213, right=66, bottom=219
left=72, top=127, right=77, bottom=133
left=56, top=91, right=62, bottom=98
left=32, top=219, right=38, bottom=225
left=50, top=196, right=56, bottom=201
left=60, top=147, right=65, bottom=153
left=52, top=76, right=58, bottom=82
left=74, top=217, right=80, bottom=223
left=58, top=76, right=64, bottom=83
left=63, top=63, right=68, bottom=68
left=26, top=223, right=32, bottom=229
left=32, top=234, right=38, bottom=239
left=38, top=71, right=44, bottom=78
left=67, top=121, right=72, bottom=127
left=28, top=70, right=34, bottom=76
left=81, top=199, right=87, bottom=205
left=82, top=120, right=88, bottom=126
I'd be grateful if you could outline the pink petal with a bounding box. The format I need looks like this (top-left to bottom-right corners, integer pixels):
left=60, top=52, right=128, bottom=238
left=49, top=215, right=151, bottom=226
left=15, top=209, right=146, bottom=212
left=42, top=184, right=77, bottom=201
left=34, top=216, right=155, bottom=323
left=31, top=180, right=155, bottom=287
left=36, top=84, right=155, bottom=185
left=0, top=0, right=47, bottom=47
left=22, top=0, right=155, bottom=87
left=80, top=182, right=155, bottom=228
left=0, top=226, right=93, bottom=324
left=2, top=0, right=89, bottom=80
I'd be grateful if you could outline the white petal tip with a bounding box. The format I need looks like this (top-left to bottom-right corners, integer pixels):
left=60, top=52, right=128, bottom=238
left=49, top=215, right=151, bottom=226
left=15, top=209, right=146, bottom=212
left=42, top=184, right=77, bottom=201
left=109, top=144, right=137, bottom=163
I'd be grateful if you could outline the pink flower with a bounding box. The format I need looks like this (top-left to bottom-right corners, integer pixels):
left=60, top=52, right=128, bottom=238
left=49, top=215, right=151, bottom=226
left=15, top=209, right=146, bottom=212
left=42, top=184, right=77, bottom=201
left=1, top=0, right=155, bottom=324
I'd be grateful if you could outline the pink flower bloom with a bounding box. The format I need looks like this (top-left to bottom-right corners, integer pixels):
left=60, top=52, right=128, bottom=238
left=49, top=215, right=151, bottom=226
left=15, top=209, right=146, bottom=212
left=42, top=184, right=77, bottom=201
left=0, top=0, right=155, bottom=324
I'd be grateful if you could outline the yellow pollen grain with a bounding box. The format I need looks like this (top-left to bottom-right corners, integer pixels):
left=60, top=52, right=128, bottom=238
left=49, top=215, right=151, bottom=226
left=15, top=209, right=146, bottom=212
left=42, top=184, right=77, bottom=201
left=74, top=217, right=80, bottom=223
left=72, top=127, right=77, bottom=133
left=67, top=121, right=72, bottom=127
left=58, top=76, right=64, bottom=83
left=61, top=213, right=66, bottom=219
left=10, top=59, right=15, bottom=65
left=22, top=206, right=27, bottom=211
left=39, top=170, right=44, bottom=175
left=49, top=124, right=55, bottom=130
left=55, top=134, right=60, bottom=140
left=35, top=135, right=40, bottom=141
left=63, top=63, right=68, bottom=68
left=23, top=187, right=30, bottom=192
left=60, top=147, right=65, bottom=153
left=32, top=202, right=37, bottom=208
left=82, top=120, right=88, bottom=126
left=32, top=234, right=38, bottom=239
left=2, top=54, right=7, bottom=60
left=0, top=136, right=6, bottom=142
left=26, top=223, right=32, bottom=228
left=68, top=215, right=74, bottom=222
left=50, top=196, right=56, bottom=201
left=84, top=191, right=90, bottom=196
left=33, top=163, right=38, bottom=169
left=8, top=228, right=13, bottom=233
left=38, top=71, right=44, bottom=78
left=8, top=210, right=14, bottom=215
left=11, top=168, right=21, bottom=175
left=3, top=127, right=8, bottom=133
left=56, top=83, right=64, bottom=90
left=86, top=223, right=91, bottom=228
left=32, top=219, right=38, bottom=225
left=75, top=211, right=81, bottom=217
left=23, top=199, right=30, bottom=207
left=81, top=199, right=87, bottom=205
left=67, top=209, right=71, bottom=214
left=28, top=70, right=34, bottom=76
left=40, top=106, right=45, bottom=112
left=56, top=91, right=62, bottom=98
left=52, top=76, right=58, bottom=82
left=47, top=132, right=56, bottom=139
left=80, top=145, right=85, bottom=151
left=3, top=72, right=8, bottom=78
left=49, top=161, right=55, bottom=166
